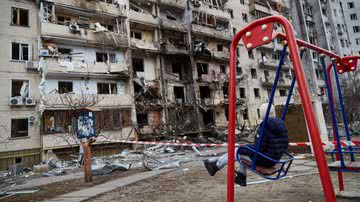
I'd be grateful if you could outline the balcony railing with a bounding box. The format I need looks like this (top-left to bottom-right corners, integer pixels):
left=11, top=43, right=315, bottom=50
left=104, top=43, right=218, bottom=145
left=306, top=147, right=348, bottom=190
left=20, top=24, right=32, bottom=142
left=160, top=0, right=186, bottom=8
left=44, top=58, right=128, bottom=75
left=41, top=22, right=128, bottom=47
left=192, top=24, right=233, bottom=40
left=258, top=58, right=290, bottom=70
left=128, top=10, right=159, bottom=26
left=47, top=0, right=127, bottom=16
left=41, top=94, right=133, bottom=109
left=130, top=38, right=160, bottom=51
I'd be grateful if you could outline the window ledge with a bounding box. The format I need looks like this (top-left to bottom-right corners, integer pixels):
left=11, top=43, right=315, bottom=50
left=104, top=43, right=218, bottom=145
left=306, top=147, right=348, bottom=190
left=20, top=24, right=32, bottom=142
left=10, top=24, right=30, bottom=28
left=9, top=136, right=30, bottom=140
left=10, top=60, right=28, bottom=63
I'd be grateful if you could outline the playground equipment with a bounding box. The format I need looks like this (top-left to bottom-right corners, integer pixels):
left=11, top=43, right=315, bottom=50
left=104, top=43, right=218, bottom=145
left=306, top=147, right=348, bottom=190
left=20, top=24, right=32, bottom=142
left=228, top=15, right=340, bottom=202
left=235, top=46, right=307, bottom=180
left=320, top=55, right=360, bottom=191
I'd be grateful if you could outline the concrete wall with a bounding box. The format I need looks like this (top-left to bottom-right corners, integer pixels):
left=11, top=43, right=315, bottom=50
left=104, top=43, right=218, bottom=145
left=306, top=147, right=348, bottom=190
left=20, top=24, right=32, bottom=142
left=0, top=0, right=41, bottom=153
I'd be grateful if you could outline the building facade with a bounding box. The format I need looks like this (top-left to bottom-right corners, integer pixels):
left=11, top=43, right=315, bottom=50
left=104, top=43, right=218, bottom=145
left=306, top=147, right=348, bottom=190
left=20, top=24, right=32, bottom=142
left=1, top=0, right=349, bottom=170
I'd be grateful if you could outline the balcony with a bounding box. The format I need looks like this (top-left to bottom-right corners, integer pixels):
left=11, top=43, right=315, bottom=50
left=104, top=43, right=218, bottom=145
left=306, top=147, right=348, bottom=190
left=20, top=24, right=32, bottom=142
left=259, top=59, right=290, bottom=70
left=261, top=77, right=291, bottom=88
left=130, top=38, right=160, bottom=51
left=161, top=18, right=185, bottom=31
left=249, top=0, right=288, bottom=14
left=193, top=6, right=231, bottom=19
left=41, top=94, right=133, bottom=109
left=128, top=10, right=159, bottom=26
left=41, top=22, right=128, bottom=48
left=164, top=43, right=189, bottom=55
left=44, top=58, right=128, bottom=77
left=192, top=24, right=233, bottom=41
left=160, top=0, right=186, bottom=8
left=46, top=0, right=127, bottom=16
left=212, top=51, right=229, bottom=60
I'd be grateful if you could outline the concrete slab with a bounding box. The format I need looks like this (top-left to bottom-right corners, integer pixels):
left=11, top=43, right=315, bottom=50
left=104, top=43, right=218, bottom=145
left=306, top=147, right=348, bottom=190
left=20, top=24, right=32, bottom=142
left=45, top=169, right=175, bottom=202
left=337, top=191, right=360, bottom=199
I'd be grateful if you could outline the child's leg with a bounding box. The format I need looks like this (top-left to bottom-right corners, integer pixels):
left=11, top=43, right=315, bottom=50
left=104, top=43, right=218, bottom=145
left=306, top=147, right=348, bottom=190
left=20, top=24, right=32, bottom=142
left=216, top=147, right=240, bottom=169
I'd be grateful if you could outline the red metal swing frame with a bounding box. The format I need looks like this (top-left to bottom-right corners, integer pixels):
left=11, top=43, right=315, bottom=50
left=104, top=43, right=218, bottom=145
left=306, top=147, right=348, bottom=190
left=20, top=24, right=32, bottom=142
left=228, top=15, right=337, bottom=202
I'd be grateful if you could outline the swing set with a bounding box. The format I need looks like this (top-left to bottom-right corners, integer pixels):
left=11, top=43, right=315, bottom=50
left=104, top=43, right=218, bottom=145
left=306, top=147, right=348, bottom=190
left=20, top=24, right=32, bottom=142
left=228, top=15, right=360, bottom=202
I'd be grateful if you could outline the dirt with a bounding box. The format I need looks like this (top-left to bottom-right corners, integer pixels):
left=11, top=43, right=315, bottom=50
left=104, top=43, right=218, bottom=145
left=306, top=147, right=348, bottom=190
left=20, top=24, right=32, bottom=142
left=87, top=163, right=360, bottom=202
left=1, top=168, right=146, bottom=202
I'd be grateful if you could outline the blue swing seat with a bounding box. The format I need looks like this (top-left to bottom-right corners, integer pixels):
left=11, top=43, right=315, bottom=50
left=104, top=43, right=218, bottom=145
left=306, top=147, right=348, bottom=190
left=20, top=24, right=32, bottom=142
left=326, top=146, right=360, bottom=172
left=236, top=146, right=294, bottom=180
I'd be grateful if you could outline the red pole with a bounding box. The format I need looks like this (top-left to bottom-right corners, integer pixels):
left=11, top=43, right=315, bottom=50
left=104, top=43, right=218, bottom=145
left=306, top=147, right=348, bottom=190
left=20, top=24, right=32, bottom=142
left=228, top=15, right=336, bottom=202
left=327, top=64, right=344, bottom=191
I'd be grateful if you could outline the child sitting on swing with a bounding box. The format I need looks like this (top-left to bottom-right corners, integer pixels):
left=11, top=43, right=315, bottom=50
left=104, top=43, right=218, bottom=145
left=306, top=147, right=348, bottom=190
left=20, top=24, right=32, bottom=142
left=204, top=103, right=289, bottom=186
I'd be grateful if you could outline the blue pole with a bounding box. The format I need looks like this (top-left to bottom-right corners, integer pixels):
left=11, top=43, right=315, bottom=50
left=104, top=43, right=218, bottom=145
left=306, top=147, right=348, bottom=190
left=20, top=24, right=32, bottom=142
left=332, top=63, right=355, bottom=161
left=321, top=58, right=345, bottom=170
left=281, top=51, right=305, bottom=121
left=252, top=45, right=287, bottom=170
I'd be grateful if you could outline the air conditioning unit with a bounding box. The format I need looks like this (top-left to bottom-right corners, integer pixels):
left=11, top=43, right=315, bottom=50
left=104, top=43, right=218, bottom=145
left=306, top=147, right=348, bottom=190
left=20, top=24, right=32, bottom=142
left=25, top=97, right=36, bottom=106
left=9, top=97, right=24, bottom=106
left=28, top=115, right=36, bottom=123
left=26, top=61, right=39, bottom=70
left=39, top=49, right=50, bottom=57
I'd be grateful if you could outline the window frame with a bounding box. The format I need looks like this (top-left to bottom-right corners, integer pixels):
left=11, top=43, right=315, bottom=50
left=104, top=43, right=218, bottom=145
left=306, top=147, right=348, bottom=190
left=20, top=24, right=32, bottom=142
left=11, top=7, right=29, bottom=27
left=11, top=118, right=29, bottom=139
left=97, top=82, right=118, bottom=94
left=11, top=42, right=31, bottom=61
left=11, top=79, right=30, bottom=97
left=58, top=81, right=73, bottom=94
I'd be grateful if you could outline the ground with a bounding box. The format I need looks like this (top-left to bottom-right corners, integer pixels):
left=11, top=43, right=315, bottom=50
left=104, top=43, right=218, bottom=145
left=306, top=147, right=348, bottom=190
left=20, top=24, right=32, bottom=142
left=86, top=161, right=360, bottom=202
left=1, top=148, right=360, bottom=202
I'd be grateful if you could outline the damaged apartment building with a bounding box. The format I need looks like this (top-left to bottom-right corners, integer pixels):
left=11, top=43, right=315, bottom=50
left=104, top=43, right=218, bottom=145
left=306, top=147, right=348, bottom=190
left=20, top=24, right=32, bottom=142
left=0, top=0, right=334, bottom=170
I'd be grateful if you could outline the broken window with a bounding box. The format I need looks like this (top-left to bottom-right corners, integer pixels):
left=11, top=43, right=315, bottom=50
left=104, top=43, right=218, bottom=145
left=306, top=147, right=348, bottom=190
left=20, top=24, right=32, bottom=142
left=217, top=44, right=223, bottom=51
left=78, top=16, right=89, bottom=29
left=242, top=13, right=248, bottom=22
left=132, top=58, right=144, bottom=72
left=264, top=70, right=270, bottom=81
left=11, top=7, right=29, bottom=26
left=223, top=84, right=228, bottom=98
left=251, top=69, right=257, bottom=79
left=200, top=86, right=211, bottom=99
left=243, top=109, right=248, bottom=120
left=279, top=89, right=287, bottom=97
left=121, top=110, right=131, bottom=127
left=12, top=42, right=29, bottom=61
left=216, top=19, right=229, bottom=30
left=58, top=48, right=72, bottom=61
left=220, top=65, right=226, bottom=74
left=236, top=66, right=242, bottom=75
left=11, top=80, right=29, bottom=97
left=174, top=86, right=185, bottom=102
left=254, top=88, right=260, bottom=98
left=58, top=81, right=73, bottom=94
left=96, top=52, right=108, bottom=63
left=130, top=31, right=142, bottom=39
left=225, top=105, right=229, bottom=121
left=109, top=54, right=116, bottom=63
left=267, top=88, right=272, bottom=98
left=136, top=113, right=148, bottom=126
left=240, top=0, right=245, bottom=5
left=43, top=111, right=72, bottom=133
left=11, top=118, right=28, bottom=138
left=239, top=87, right=246, bottom=98
left=57, top=16, right=71, bottom=26
left=97, top=83, right=118, bottom=94
left=201, top=109, right=214, bottom=125
left=172, top=62, right=183, bottom=80
left=197, top=63, right=208, bottom=78
left=248, top=50, right=254, bottom=59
